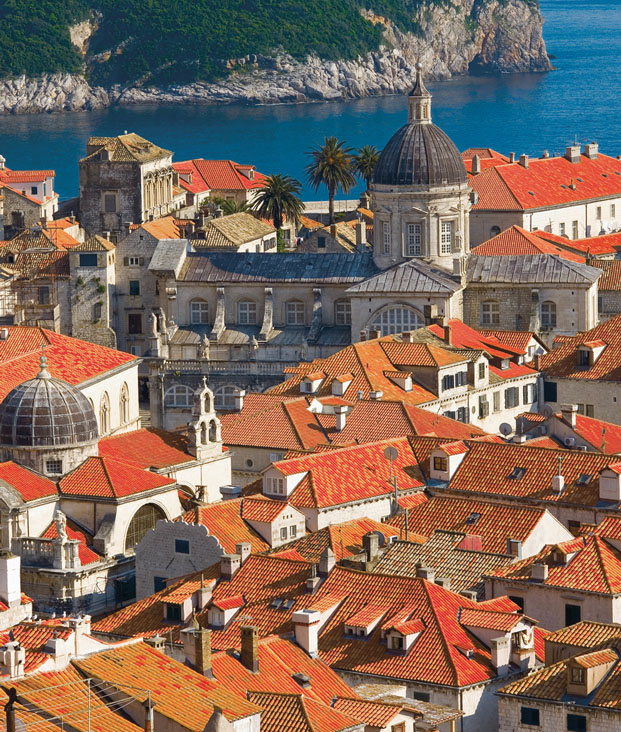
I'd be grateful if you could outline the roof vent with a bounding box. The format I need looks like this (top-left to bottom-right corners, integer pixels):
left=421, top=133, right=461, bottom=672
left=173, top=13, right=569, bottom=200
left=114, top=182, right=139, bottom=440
left=292, top=672, right=311, bottom=688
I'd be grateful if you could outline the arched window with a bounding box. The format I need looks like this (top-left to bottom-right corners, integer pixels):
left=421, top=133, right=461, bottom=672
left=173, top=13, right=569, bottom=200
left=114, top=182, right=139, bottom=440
left=480, top=300, right=500, bottom=326
left=541, top=301, right=557, bottom=329
left=164, top=384, right=192, bottom=408
left=190, top=299, right=209, bottom=325
left=286, top=300, right=305, bottom=326
left=209, top=420, right=217, bottom=442
left=237, top=300, right=257, bottom=325
left=125, top=503, right=166, bottom=551
left=371, top=307, right=424, bottom=336
left=119, top=383, right=129, bottom=425
left=99, top=392, right=110, bottom=434
left=200, top=422, right=207, bottom=444
left=214, top=385, right=236, bottom=410
left=334, top=300, right=351, bottom=326
left=490, top=226, right=501, bottom=238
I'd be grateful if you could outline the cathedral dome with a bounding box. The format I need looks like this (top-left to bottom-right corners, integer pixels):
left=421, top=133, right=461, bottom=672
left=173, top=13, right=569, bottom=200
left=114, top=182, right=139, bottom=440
left=373, top=65, right=467, bottom=188
left=0, top=354, right=99, bottom=448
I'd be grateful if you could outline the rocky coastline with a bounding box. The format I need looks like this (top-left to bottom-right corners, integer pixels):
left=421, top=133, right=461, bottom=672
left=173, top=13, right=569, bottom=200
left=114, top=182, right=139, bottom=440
left=0, top=0, right=551, bottom=115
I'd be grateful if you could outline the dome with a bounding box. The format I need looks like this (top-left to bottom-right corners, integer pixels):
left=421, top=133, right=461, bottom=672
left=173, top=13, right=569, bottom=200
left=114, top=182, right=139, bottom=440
left=0, top=354, right=99, bottom=448
left=373, top=64, right=467, bottom=187
left=373, top=123, right=468, bottom=187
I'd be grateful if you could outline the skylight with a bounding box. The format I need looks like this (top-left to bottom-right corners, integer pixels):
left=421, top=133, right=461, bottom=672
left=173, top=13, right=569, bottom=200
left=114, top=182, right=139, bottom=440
left=466, top=512, right=482, bottom=525
left=508, top=467, right=527, bottom=480
left=577, top=474, right=591, bottom=485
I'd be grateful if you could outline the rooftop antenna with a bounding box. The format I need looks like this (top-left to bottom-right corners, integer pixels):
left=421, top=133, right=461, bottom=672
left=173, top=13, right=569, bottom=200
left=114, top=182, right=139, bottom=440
left=383, top=445, right=399, bottom=514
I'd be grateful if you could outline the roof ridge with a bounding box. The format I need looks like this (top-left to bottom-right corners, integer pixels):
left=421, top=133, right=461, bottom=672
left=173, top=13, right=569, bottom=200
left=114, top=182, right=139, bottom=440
left=493, top=166, right=533, bottom=209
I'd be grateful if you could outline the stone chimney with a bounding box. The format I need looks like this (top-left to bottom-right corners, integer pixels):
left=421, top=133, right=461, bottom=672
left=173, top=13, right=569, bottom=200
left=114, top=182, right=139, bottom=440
left=491, top=636, right=511, bottom=676
left=584, top=142, right=599, bottom=159
left=560, top=403, right=578, bottom=428
left=236, top=543, right=251, bottom=564
left=0, top=552, right=21, bottom=608
left=444, top=324, right=452, bottom=346
left=369, top=329, right=381, bottom=340
left=359, top=330, right=367, bottom=342
left=335, top=405, right=347, bottom=432
left=369, top=390, right=383, bottom=400
left=204, top=706, right=235, bottom=732
left=355, top=221, right=367, bottom=250
left=509, top=152, right=516, bottom=163
left=234, top=389, right=246, bottom=412
left=319, top=547, right=335, bottom=576
left=240, top=625, right=259, bottom=672
left=362, top=532, right=379, bottom=563
left=471, top=154, right=481, bottom=175
left=423, top=304, right=438, bottom=325
left=531, top=562, right=549, bottom=582
left=220, top=554, right=241, bottom=580
left=565, top=145, right=581, bottom=164
left=183, top=627, right=213, bottom=677
left=519, top=154, right=529, bottom=169
left=416, top=566, right=435, bottom=583
left=293, top=609, right=321, bottom=656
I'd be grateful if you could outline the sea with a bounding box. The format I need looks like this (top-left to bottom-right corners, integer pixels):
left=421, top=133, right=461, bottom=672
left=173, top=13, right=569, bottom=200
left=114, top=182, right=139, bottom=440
left=0, top=0, right=619, bottom=202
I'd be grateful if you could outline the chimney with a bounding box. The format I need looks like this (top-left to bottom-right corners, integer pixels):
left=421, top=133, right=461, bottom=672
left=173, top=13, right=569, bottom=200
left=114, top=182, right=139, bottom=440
left=369, top=329, right=381, bottom=340
left=292, top=609, right=321, bottom=656
left=234, top=389, right=246, bottom=412
left=531, top=562, right=549, bottom=582
left=306, top=575, right=321, bottom=592
left=335, top=405, right=347, bottom=432
left=144, top=634, right=166, bottom=652
left=533, top=354, right=541, bottom=372
left=416, top=565, right=435, bottom=583
left=197, top=575, right=214, bottom=609
left=240, top=625, right=259, bottom=672
left=0, top=552, right=21, bottom=607
left=369, top=390, right=383, bottom=400
left=330, top=224, right=337, bottom=238
left=423, top=304, right=438, bottom=325
left=236, top=543, right=251, bottom=564
left=583, top=142, right=598, bottom=159
left=509, top=152, right=516, bottom=163
left=435, top=577, right=451, bottom=590
left=402, top=331, right=414, bottom=343
left=144, top=697, right=155, bottom=732
left=220, top=554, right=241, bottom=580
left=0, top=642, right=25, bottom=679
left=204, top=706, right=234, bottom=732
left=552, top=474, right=565, bottom=493
left=0, top=328, right=8, bottom=341
left=560, top=403, right=578, bottom=428
left=491, top=636, right=511, bottom=676
left=471, top=154, right=481, bottom=175
left=355, top=221, right=367, bottom=250
left=362, top=532, right=379, bottom=562
left=519, top=154, right=529, bottom=169
left=319, top=547, right=335, bottom=576
left=460, top=590, right=478, bottom=602
left=565, top=145, right=581, bottom=164
left=70, top=214, right=76, bottom=224
left=507, top=539, right=523, bottom=559
left=542, top=150, right=550, bottom=158
left=182, top=627, right=213, bottom=677
left=444, top=324, right=452, bottom=346
left=359, top=330, right=367, bottom=342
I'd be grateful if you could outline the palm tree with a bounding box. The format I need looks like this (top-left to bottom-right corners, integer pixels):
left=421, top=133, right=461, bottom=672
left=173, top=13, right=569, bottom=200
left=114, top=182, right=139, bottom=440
left=216, top=198, right=250, bottom=216
left=353, top=145, right=380, bottom=192
left=305, top=137, right=356, bottom=225
left=252, top=174, right=305, bottom=247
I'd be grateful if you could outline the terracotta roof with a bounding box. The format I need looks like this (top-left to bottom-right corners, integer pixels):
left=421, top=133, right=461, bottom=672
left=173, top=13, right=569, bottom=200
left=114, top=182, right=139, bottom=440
left=58, top=456, right=175, bottom=499
left=133, top=216, right=182, bottom=240
left=0, top=621, right=72, bottom=674
left=477, top=329, right=541, bottom=353
left=72, top=235, right=115, bottom=252
left=472, top=225, right=585, bottom=262
left=595, top=517, right=621, bottom=540
left=489, top=535, right=621, bottom=594
left=544, top=620, right=621, bottom=650
left=180, top=499, right=269, bottom=554
left=99, top=428, right=195, bottom=470
left=194, top=213, right=275, bottom=249
left=0, top=460, right=57, bottom=501
left=592, top=259, right=621, bottom=291
left=241, top=496, right=290, bottom=522
left=538, top=229, right=621, bottom=256
left=0, top=169, right=53, bottom=183
left=313, top=566, right=530, bottom=687
left=0, top=327, right=136, bottom=402
left=459, top=608, right=523, bottom=632
left=174, top=159, right=267, bottom=192
left=385, top=495, right=556, bottom=554
left=542, top=314, right=621, bottom=381
left=331, top=697, right=407, bottom=727
left=271, top=438, right=423, bottom=509
left=246, top=692, right=359, bottom=732
left=83, top=134, right=171, bottom=163
left=73, top=642, right=261, bottom=727
left=559, top=412, right=621, bottom=454
left=470, top=152, right=621, bottom=211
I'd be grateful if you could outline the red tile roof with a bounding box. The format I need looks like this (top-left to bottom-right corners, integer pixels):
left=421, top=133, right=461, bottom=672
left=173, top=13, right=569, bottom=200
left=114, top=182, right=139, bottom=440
left=592, top=259, right=621, bottom=291
left=246, top=692, right=359, bottom=732
left=241, top=496, right=291, bottom=522
left=544, top=620, right=621, bottom=651
left=427, top=320, right=528, bottom=359
left=58, top=456, right=175, bottom=499
left=559, top=412, right=621, bottom=454
left=99, top=428, right=195, bottom=470
left=332, top=697, right=406, bottom=728
left=132, top=216, right=182, bottom=240
left=0, top=169, right=53, bottom=183
left=0, top=327, right=136, bottom=401
left=180, top=499, right=269, bottom=554
left=459, top=608, right=523, bottom=632
left=0, top=461, right=57, bottom=501
left=538, top=229, right=621, bottom=256
left=174, top=159, right=267, bottom=192
left=41, top=519, right=100, bottom=565
left=470, top=153, right=621, bottom=211
left=472, top=226, right=586, bottom=262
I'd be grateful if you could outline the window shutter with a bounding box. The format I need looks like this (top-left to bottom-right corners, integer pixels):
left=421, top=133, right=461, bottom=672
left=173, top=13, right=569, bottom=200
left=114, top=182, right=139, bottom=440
left=124, top=257, right=129, bottom=266
left=139, top=257, right=144, bottom=266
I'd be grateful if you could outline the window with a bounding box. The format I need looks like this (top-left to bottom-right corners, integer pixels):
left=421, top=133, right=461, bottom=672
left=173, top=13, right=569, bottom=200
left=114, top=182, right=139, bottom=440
left=578, top=349, right=590, bottom=367
left=237, top=300, right=257, bottom=325
left=104, top=193, right=117, bottom=213
left=214, top=385, right=236, bottom=410
left=559, top=222, right=566, bottom=236
left=567, top=714, right=587, bottom=732
left=543, top=381, right=557, bottom=402
left=290, top=525, right=297, bottom=538
left=505, top=387, right=520, bottom=408
left=31, top=186, right=38, bottom=196
left=541, top=301, right=557, bottom=329
left=129, top=280, right=140, bottom=296
left=612, top=204, right=616, bottom=218
left=490, top=226, right=501, bottom=238
left=586, top=404, right=594, bottom=417
left=79, top=253, right=98, bottom=267
left=577, top=403, right=585, bottom=415
left=457, top=406, right=468, bottom=423
left=190, top=300, right=209, bottom=324
left=372, top=307, right=423, bottom=336
left=596, top=206, right=602, bottom=220
left=119, top=382, right=130, bottom=424
left=46, top=459, right=62, bottom=474
left=382, top=222, right=390, bottom=254
left=433, top=457, right=448, bottom=472
left=125, top=503, right=166, bottom=550
left=93, top=302, right=103, bottom=321
left=127, top=256, right=141, bottom=266
left=572, top=220, right=579, bottom=239
left=280, top=527, right=288, bottom=540
left=334, top=300, right=351, bottom=326
left=175, top=539, right=190, bottom=554
left=317, top=236, right=326, bottom=249
left=440, top=221, right=453, bottom=254
left=442, top=374, right=455, bottom=391
left=164, top=384, right=193, bottom=408
left=478, top=396, right=489, bottom=418
left=166, top=603, right=182, bottom=622
left=154, top=577, right=167, bottom=593
left=443, top=410, right=456, bottom=420
left=128, top=313, right=142, bottom=334
left=493, top=391, right=501, bottom=412
left=286, top=300, right=305, bottom=325
left=406, top=223, right=422, bottom=256
left=523, top=383, right=536, bottom=404
left=481, top=301, right=500, bottom=326
left=571, top=667, right=585, bottom=684
left=521, top=707, right=540, bottom=726
left=391, top=635, right=404, bottom=650
left=38, top=286, right=50, bottom=305
left=478, top=362, right=486, bottom=380
left=99, top=392, right=110, bottom=434
left=391, top=724, right=405, bottom=732
left=509, top=595, right=525, bottom=612
left=565, top=604, right=581, bottom=626
left=413, top=692, right=430, bottom=702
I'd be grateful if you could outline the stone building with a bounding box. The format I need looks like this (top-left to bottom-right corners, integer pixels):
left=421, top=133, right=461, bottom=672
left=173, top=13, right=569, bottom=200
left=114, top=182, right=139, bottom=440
left=173, top=158, right=267, bottom=207
left=191, top=212, right=277, bottom=252
left=78, top=134, right=183, bottom=240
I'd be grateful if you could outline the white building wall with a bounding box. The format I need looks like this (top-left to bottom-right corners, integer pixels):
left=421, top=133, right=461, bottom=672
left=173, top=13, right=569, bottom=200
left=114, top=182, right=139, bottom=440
left=498, top=694, right=621, bottom=732
left=80, top=363, right=140, bottom=437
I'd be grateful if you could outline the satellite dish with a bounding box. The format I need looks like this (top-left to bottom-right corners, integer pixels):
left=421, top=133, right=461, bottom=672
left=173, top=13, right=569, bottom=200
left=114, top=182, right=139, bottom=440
left=384, top=446, right=399, bottom=462
left=499, top=423, right=513, bottom=436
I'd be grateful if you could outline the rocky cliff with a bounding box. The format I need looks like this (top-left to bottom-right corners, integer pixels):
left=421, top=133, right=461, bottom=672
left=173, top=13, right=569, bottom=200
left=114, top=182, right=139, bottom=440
left=0, top=0, right=550, bottom=114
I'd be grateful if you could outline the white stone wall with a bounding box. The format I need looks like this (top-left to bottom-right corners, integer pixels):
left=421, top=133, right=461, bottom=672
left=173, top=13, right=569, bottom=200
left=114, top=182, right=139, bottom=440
left=520, top=512, right=573, bottom=558
left=245, top=506, right=306, bottom=547
left=80, top=362, right=140, bottom=436
left=544, top=377, right=621, bottom=427
left=498, top=694, right=621, bottom=732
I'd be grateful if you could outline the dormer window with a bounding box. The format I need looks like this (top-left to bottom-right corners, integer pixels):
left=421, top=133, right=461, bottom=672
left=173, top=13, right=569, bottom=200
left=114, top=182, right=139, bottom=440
left=434, top=457, right=448, bottom=472
left=508, top=467, right=527, bottom=480
left=390, top=635, right=404, bottom=650
left=501, top=359, right=510, bottom=370
left=579, top=350, right=590, bottom=367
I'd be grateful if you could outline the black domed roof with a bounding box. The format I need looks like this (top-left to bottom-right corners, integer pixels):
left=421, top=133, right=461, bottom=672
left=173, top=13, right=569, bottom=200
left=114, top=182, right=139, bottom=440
left=373, top=122, right=468, bottom=187
left=0, top=357, right=98, bottom=448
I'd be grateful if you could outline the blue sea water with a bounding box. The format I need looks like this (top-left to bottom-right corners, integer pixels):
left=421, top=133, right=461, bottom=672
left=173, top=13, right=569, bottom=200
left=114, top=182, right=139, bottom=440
left=0, top=0, right=619, bottom=202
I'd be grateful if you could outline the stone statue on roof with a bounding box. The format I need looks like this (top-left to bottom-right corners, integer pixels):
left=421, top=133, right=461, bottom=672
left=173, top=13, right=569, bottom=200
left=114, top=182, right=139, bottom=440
left=54, top=509, right=68, bottom=543
left=198, top=334, right=210, bottom=360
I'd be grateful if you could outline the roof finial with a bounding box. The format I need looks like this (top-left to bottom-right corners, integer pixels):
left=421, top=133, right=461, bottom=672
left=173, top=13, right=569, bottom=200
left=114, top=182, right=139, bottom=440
left=408, top=62, right=432, bottom=124
left=37, top=345, right=51, bottom=379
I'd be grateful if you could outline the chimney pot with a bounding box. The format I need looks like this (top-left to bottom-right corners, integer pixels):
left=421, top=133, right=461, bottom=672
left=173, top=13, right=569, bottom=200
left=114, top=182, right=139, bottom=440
left=471, top=154, right=481, bottom=175
left=234, top=389, right=246, bottom=412
left=560, top=403, right=578, bottom=429
left=220, top=553, right=241, bottom=580
left=519, top=154, right=529, bottom=169
left=240, top=625, right=259, bottom=673
left=509, top=152, right=516, bottom=163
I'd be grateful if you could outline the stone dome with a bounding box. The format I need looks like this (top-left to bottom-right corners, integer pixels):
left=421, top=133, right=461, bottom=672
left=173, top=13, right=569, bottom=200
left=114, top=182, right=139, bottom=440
left=0, top=354, right=99, bottom=448
left=373, top=123, right=468, bottom=187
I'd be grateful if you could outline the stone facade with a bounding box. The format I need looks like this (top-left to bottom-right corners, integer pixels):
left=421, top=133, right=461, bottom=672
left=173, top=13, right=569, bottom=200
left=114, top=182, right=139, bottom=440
left=498, top=694, right=620, bottom=732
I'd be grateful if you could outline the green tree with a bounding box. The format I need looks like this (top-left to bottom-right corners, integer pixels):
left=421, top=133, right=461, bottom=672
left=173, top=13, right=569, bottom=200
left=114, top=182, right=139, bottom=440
left=305, top=137, right=356, bottom=225
left=252, top=174, right=305, bottom=247
left=217, top=198, right=250, bottom=215
left=353, top=144, right=380, bottom=192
